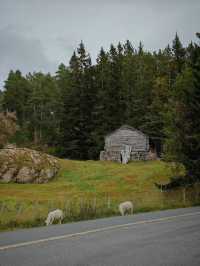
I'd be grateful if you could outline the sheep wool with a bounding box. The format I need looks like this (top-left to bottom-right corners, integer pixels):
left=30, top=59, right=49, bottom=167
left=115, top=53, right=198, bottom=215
left=45, top=209, right=64, bottom=226
left=119, top=201, right=133, bottom=216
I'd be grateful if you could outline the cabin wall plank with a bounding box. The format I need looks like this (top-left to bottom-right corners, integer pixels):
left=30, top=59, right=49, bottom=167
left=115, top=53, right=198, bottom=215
left=100, top=126, right=150, bottom=162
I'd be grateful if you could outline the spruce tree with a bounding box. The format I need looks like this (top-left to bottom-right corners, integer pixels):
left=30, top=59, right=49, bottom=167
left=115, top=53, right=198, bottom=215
left=164, top=33, right=200, bottom=181
left=3, top=70, right=31, bottom=125
left=27, top=72, right=61, bottom=145
left=92, top=47, right=111, bottom=154
left=172, top=33, right=186, bottom=75
left=61, top=42, right=95, bottom=159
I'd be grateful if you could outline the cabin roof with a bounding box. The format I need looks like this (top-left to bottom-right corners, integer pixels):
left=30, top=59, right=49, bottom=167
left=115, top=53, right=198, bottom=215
left=105, top=125, right=148, bottom=138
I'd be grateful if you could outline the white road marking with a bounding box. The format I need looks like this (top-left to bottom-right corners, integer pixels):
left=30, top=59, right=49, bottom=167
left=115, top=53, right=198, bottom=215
left=0, top=211, right=200, bottom=251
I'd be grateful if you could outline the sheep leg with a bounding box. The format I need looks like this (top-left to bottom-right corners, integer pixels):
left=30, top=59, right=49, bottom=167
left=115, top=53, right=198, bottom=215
left=119, top=206, right=124, bottom=216
left=130, top=207, right=133, bottom=215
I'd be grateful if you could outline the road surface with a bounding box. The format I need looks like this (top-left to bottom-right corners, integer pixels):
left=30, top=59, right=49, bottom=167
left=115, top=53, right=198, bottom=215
left=0, top=207, right=200, bottom=266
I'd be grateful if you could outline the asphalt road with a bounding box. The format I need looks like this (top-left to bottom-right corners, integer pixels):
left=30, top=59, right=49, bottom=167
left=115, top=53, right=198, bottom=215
left=0, top=207, right=200, bottom=266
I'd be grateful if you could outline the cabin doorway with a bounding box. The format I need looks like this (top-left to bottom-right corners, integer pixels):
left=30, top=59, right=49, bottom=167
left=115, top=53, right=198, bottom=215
left=149, top=138, right=162, bottom=158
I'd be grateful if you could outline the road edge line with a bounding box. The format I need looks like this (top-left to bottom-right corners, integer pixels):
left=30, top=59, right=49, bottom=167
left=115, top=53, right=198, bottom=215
left=1, top=210, right=200, bottom=251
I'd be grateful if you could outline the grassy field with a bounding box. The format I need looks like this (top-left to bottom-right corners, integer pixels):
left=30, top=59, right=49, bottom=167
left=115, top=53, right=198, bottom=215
left=0, top=159, right=199, bottom=231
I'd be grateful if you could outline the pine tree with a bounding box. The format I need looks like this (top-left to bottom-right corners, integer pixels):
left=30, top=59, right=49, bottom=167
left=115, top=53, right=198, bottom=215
left=108, top=43, right=125, bottom=128
left=26, top=72, right=61, bottom=145
left=0, top=90, right=3, bottom=112
left=185, top=33, right=200, bottom=180
left=138, top=41, right=144, bottom=55
left=172, top=33, right=186, bottom=75
left=123, top=40, right=135, bottom=56
left=164, top=33, right=200, bottom=181
left=56, top=63, right=71, bottom=96
left=3, top=70, right=31, bottom=125
left=0, top=112, right=17, bottom=148
left=92, top=47, right=111, bottom=153
left=129, top=50, right=155, bottom=131
left=61, top=42, right=96, bottom=159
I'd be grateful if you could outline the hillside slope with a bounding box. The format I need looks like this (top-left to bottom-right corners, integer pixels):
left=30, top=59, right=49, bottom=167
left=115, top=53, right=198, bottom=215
left=0, top=159, right=197, bottom=231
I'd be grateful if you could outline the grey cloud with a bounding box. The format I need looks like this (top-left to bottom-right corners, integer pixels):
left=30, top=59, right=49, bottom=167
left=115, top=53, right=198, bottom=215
left=0, top=0, right=199, bottom=89
left=0, top=27, right=57, bottom=89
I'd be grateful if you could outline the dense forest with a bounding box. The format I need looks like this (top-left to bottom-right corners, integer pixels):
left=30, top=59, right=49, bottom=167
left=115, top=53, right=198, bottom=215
left=0, top=33, right=200, bottom=181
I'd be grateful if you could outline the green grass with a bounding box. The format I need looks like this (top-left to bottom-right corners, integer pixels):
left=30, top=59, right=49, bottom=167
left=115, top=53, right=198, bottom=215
left=0, top=159, right=199, bottom=231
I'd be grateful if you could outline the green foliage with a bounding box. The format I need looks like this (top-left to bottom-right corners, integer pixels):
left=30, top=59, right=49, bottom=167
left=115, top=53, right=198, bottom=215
left=0, top=112, right=17, bottom=147
left=26, top=72, right=62, bottom=145
left=2, top=71, right=63, bottom=148
left=60, top=42, right=97, bottom=159
left=164, top=33, right=200, bottom=181
left=164, top=68, right=195, bottom=161
left=0, top=90, right=3, bottom=111
left=172, top=33, right=186, bottom=75
left=3, top=70, right=31, bottom=125
left=1, top=33, right=199, bottom=170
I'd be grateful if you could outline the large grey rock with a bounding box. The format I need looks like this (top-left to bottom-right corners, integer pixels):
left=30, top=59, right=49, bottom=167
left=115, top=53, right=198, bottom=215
left=1, top=168, right=17, bottom=183
left=0, top=147, right=60, bottom=183
left=15, top=167, right=35, bottom=183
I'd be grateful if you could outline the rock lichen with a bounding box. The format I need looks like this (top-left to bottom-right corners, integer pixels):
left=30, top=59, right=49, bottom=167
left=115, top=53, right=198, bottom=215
left=0, top=147, right=60, bottom=183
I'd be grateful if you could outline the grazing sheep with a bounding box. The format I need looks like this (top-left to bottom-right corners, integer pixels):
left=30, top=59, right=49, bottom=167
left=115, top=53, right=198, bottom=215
left=45, top=209, right=64, bottom=226
left=119, top=201, right=133, bottom=216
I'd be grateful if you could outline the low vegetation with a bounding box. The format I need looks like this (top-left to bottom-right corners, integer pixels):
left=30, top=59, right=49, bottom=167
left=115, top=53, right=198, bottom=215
left=0, top=159, right=199, bottom=231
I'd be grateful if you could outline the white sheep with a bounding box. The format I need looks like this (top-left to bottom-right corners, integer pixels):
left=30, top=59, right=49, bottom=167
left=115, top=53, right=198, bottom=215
left=45, top=209, right=64, bottom=226
left=119, top=201, right=133, bottom=216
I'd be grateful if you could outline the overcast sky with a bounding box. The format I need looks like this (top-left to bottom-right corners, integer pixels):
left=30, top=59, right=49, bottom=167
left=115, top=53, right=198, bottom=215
left=0, top=0, right=199, bottom=89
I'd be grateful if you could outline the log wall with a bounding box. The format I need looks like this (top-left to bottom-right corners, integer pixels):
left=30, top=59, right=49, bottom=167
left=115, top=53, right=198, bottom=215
left=100, top=127, right=150, bottom=162
left=105, top=129, right=149, bottom=152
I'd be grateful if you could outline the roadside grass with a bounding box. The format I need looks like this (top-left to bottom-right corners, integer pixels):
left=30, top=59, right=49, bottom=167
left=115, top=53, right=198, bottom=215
left=0, top=159, right=199, bottom=231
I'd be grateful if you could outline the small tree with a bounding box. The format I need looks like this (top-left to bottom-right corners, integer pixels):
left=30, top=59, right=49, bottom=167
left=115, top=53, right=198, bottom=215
left=0, top=112, right=17, bottom=148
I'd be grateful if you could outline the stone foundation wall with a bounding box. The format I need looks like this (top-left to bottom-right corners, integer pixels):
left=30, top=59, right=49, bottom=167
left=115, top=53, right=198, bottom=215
left=100, top=150, right=149, bottom=162
left=130, top=151, right=149, bottom=161
left=100, top=150, right=121, bottom=162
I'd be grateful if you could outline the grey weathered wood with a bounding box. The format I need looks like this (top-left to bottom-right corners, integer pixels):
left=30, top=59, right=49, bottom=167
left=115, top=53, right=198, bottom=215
left=100, top=125, right=149, bottom=162
left=121, top=145, right=132, bottom=164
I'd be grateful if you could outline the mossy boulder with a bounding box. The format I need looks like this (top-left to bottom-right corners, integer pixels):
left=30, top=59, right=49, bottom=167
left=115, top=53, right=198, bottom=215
left=0, top=147, right=60, bottom=183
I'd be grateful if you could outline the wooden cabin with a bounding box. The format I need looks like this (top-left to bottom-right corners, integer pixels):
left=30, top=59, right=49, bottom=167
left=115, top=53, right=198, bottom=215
left=100, top=125, right=150, bottom=162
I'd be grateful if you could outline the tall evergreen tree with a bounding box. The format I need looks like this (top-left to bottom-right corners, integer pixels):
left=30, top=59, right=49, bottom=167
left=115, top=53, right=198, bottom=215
left=129, top=50, right=155, bottom=131
left=172, top=33, right=186, bottom=75
left=108, top=43, right=125, bottom=128
left=61, top=42, right=96, bottom=159
left=164, top=33, right=200, bottom=181
left=138, top=41, right=144, bottom=55
left=56, top=63, right=71, bottom=96
left=27, top=72, right=61, bottom=145
left=0, top=90, right=3, bottom=112
left=3, top=70, right=31, bottom=125
left=123, top=40, right=135, bottom=56
left=92, top=47, right=111, bottom=153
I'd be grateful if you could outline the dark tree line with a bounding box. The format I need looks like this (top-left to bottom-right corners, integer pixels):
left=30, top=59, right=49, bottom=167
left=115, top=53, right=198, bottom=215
left=1, top=33, right=200, bottom=181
